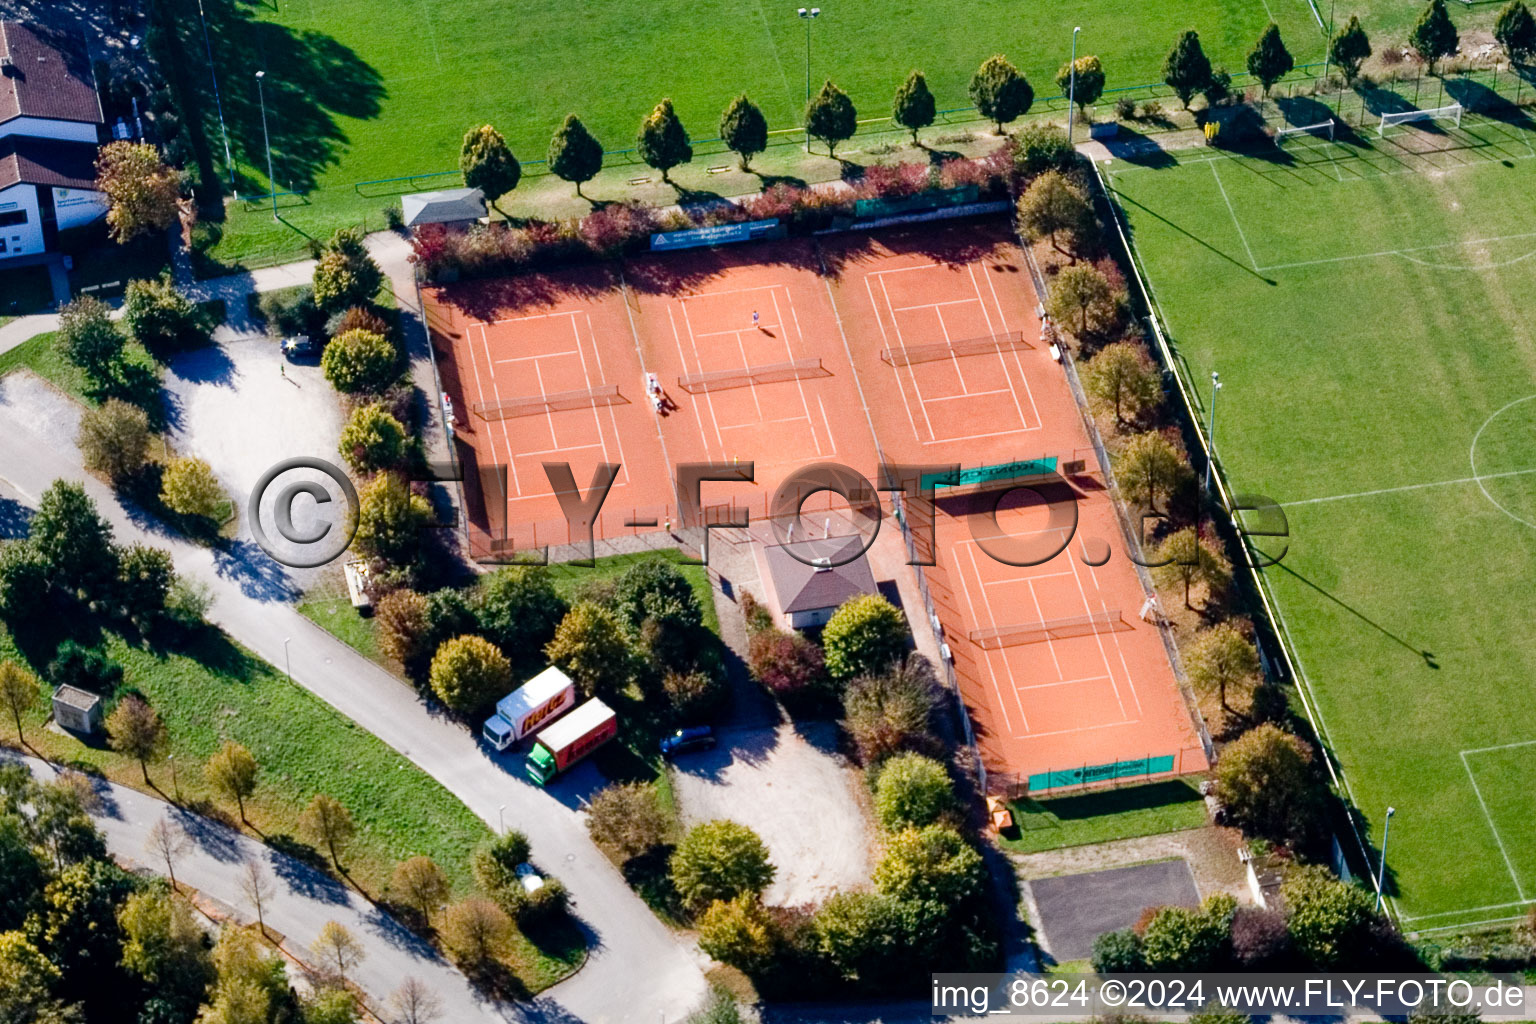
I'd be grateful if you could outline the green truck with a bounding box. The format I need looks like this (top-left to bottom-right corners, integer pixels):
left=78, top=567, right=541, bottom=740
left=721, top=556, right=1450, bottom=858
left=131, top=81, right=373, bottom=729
left=525, top=698, right=617, bottom=785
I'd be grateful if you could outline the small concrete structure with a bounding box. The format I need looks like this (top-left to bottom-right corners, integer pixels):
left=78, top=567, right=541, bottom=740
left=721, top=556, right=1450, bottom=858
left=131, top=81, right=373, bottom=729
left=762, top=534, right=877, bottom=629
left=51, top=684, right=101, bottom=736
left=401, top=187, right=486, bottom=228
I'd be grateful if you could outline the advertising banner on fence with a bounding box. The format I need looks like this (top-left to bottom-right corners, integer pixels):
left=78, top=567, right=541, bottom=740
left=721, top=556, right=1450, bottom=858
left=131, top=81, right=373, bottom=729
left=651, top=218, right=781, bottom=251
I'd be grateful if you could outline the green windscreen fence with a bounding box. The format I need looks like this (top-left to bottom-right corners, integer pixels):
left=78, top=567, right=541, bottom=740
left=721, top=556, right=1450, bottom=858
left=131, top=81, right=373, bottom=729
left=853, top=185, right=979, bottom=220
left=1029, top=754, right=1176, bottom=793
left=921, top=457, right=1057, bottom=492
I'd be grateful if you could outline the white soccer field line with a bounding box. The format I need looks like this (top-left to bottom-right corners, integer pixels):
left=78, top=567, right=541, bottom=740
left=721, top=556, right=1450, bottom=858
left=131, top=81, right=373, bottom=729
left=1278, top=466, right=1536, bottom=508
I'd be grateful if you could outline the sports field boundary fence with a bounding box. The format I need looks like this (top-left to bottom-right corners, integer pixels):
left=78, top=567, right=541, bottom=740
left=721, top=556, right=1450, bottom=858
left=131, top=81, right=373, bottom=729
left=1090, top=160, right=1388, bottom=917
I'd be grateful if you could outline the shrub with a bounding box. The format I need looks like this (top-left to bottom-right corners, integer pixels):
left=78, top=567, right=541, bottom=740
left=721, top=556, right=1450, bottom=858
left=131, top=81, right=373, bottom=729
left=1140, top=895, right=1232, bottom=970
left=256, top=286, right=320, bottom=338
left=312, top=228, right=384, bottom=313
left=697, top=894, right=782, bottom=975
left=1230, top=905, right=1290, bottom=966
left=1091, top=927, right=1145, bottom=972
left=544, top=601, right=634, bottom=698
left=324, top=305, right=390, bottom=342
left=376, top=589, right=430, bottom=666
left=47, top=640, right=123, bottom=695
left=586, top=782, right=669, bottom=862
left=122, top=276, right=210, bottom=354
left=159, top=457, right=227, bottom=521
left=57, top=296, right=125, bottom=384
left=579, top=202, right=658, bottom=258
left=77, top=399, right=151, bottom=482
left=337, top=402, right=408, bottom=473
left=1214, top=723, right=1326, bottom=847
left=1114, top=96, right=1138, bottom=120
left=670, top=820, right=775, bottom=911
left=842, top=656, right=941, bottom=762
left=470, top=830, right=532, bottom=893
left=321, top=328, right=398, bottom=395
left=353, top=473, right=432, bottom=565
left=872, top=824, right=984, bottom=906
left=873, top=753, right=955, bottom=830
left=1282, top=865, right=1377, bottom=967
left=428, top=635, right=510, bottom=715
left=509, top=876, right=569, bottom=929
left=663, top=669, right=726, bottom=723
left=747, top=628, right=826, bottom=697
left=823, top=594, right=908, bottom=681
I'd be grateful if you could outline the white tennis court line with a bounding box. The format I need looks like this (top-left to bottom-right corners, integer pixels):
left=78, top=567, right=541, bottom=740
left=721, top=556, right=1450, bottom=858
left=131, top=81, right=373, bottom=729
left=770, top=286, right=828, bottom=458
left=956, top=541, right=1028, bottom=734
left=862, top=273, right=925, bottom=443
left=488, top=310, right=584, bottom=327
left=465, top=322, right=510, bottom=505
left=1210, top=161, right=1261, bottom=272
left=1279, top=466, right=1536, bottom=508
left=970, top=260, right=1041, bottom=429
left=670, top=303, right=724, bottom=455
left=1460, top=743, right=1532, bottom=902
left=494, top=349, right=579, bottom=364
left=693, top=324, right=783, bottom=338
left=891, top=298, right=986, bottom=312
left=1017, top=673, right=1114, bottom=692
left=879, top=273, right=940, bottom=442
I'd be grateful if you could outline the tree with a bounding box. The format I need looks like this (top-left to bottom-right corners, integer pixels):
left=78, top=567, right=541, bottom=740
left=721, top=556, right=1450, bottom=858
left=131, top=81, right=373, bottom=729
left=892, top=71, right=937, bottom=143
left=95, top=141, right=180, bottom=242
left=77, top=399, right=151, bottom=482
left=303, top=989, right=359, bottom=1024
left=637, top=98, right=693, bottom=183
left=312, top=228, right=384, bottom=314
left=685, top=987, right=749, bottom=1024
left=477, top=564, right=568, bottom=670
left=299, top=793, right=356, bottom=871
left=873, top=824, right=985, bottom=906
left=206, top=924, right=287, bottom=1022
left=106, top=696, right=167, bottom=784
left=353, top=472, right=433, bottom=565
left=1185, top=623, right=1261, bottom=711
left=1113, top=431, right=1192, bottom=511
left=548, top=114, right=604, bottom=198
left=1497, top=0, right=1536, bottom=61
left=1056, top=55, right=1106, bottom=116
left=823, top=594, right=908, bottom=681
left=720, top=94, right=768, bottom=171
left=57, top=296, right=125, bottom=385
left=1091, top=928, right=1146, bottom=972
left=118, top=889, right=211, bottom=998
left=160, top=456, right=227, bottom=520
left=0, top=817, right=45, bottom=933
left=1330, top=15, right=1373, bottom=82
left=671, top=820, right=776, bottom=910
left=696, top=894, right=782, bottom=974
left=117, top=547, right=172, bottom=632
left=429, top=634, right=511, bottom=714
left=804, top=79, right=858, bottom=158
left=1083, top=342, right=1163, bottom=425
left=0, top=931, right=72, bottom=1024
left=1411, top=0, right=1459, bottom=73
left=376, top=589, right=431, bottom=666
left=459, top=124, right=520, bottom=216
left=1015, top=170, right=1095, bottom=259
left=321, top=328, right=397, bottom=394
left=1048, top=264, right=1119, bottom=338
left=441, top=899, right=511, bottom=970
left=585, top=781, right=669, bottom=862
left=0, top=661, right=39, bottom=743
left=312, top=920, right=365, bottom=982
left=842, top=656, right=941, bottom=762
left=1189, top=1009, right=1251, bottom=1024
left=873, top=753, right=955, bottom=830
left=338, top=401, right=407, bottom=473
left=1247, top=24, right=1295, bottom=96
left=388, top=978, right=443, bottom=1024
left=814, top=890, right=904, bottom=983
left=391, top=856, right=450, bottom=924
left=747, top=628, right=827, bottom=697
left=1151, top=527, right=1232, bottom=609
left=207, top=742, right=259, bottom=823
left=1013, top=122, right=1073, bottom=177
left=144, top=816, right=188, bottom=887
left=545, top=601, right=633, bottom=697
left=237, top=857, right=274, bottom=936
left=1214, top=723, right=1325, bottom=845
left=1282, top=864, right=1377, bottom=966
left=663, top=669, right=725, bottom=722
left=1164, top=31, right=1214, bottom=109
left=470, top=831, right=531, bottom=895
left=0, top=542, right=50, bottom=624
left=31, top=481, right=117, bottom=596
left=122, top=275, right=210, bottom=354
left=612, top=558, right=700, bottom=633
left=1140, top=896, right=1232, bottom=970
left=30, top=859, right=139, bottom=1010
left=969, top=55, right=1034, bottom=133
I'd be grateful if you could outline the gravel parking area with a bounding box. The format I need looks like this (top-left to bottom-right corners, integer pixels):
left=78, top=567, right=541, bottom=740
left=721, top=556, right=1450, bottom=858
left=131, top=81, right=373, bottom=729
left=670, top=721, right=873, bottom=907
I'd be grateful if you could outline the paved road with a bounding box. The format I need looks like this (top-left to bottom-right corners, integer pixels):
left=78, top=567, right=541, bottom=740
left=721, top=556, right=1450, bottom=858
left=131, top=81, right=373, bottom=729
left=0, top=242, right=710, bottom=1021
left=4, top=752, right=500, bottom=1022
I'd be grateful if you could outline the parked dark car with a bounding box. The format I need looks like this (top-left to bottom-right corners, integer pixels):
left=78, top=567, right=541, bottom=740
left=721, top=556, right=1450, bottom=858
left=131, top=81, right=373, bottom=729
left=281, top=334, right=317, bottom=358
left=660, top=726, right=716, bottom=758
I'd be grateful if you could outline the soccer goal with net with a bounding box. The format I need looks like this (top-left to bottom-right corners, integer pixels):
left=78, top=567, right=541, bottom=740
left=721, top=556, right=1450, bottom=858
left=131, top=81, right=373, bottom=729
left=1276, top=119, right=1336, bottom=145
left=1378, top=103, right=1462, bottom=135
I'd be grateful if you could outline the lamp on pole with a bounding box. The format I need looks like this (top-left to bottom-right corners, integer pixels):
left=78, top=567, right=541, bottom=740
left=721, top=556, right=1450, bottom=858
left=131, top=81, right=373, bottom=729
left=797, top=8, right=821, bottom=107
left=1322, top=0, right=1339, bottom=82
left=255, top=71, right=277, bottom=221
left=1375, top=806, right=1396, bottom=913
left=498, top=804, right=506, bottom=833
left=168, top=754, right=180, bottom=802
left=1067, top=26, right=1082, bottom=141
left=195, top=0, right=235, bottom=192
left=1203, top=371, right=1222, bottom=493
left=282, top=636, right=292, bottom=683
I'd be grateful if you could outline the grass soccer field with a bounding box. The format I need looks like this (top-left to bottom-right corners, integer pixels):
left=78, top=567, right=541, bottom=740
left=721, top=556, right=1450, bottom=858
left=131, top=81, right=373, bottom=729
left=1106, top=116, right=1536, bottom=930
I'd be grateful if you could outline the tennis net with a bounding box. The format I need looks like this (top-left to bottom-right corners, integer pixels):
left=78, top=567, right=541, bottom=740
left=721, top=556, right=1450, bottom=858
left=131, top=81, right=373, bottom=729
left=880, top=330, right=1033, bottom=366
left=968, top=608, right=1126, bottom=650
left=471, top=383, right=624, bottom=421
left=677, top=357, right=828, bottom=393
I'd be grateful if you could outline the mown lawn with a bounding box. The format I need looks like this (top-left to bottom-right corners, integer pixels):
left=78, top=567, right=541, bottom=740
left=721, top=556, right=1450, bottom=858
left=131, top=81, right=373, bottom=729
left=0, top=331, right=161, bottom=412
left=1001, top=779, right=1208, bottom=854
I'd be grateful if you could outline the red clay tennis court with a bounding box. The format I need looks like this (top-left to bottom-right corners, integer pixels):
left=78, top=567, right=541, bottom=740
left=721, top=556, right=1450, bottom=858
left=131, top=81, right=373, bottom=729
left=626, top=240, right=881, bottom=500
left=424, top=266, right=672, bottom=554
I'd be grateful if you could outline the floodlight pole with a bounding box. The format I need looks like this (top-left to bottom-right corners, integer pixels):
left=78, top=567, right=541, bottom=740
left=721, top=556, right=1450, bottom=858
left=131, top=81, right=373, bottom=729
left=1203, top=371, right=1222, bottom=493
left=255, top=71, right=277, bottom=221
left=1322, top=0, right=1339, bottom=82
left=1375, top=806, right=1396, bottom=912
left=797, top=8, right=821, bottom=107
left=195, top=0, right=235, bottom=193
left=1067, top=26, right=1082, bottom=141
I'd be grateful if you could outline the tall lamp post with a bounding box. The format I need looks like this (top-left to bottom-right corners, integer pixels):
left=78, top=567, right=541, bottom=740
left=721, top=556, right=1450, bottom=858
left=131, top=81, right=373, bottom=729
left=1375, top=806, right=1396, bottom=913
left=1067, top=26, right=1082, bottom=141
left=255, top=71, right=277, bottom=221
left=195, top=0, right=235, bottom=191
left=1203, top=371, right=1222, bottom=493
left=797, top=8, right=821, bottom=107
left=282, top=636, right=292, bottom=683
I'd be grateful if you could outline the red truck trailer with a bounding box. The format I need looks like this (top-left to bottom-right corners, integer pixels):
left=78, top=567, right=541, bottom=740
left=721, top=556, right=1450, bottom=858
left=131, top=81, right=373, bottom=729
left=525, top=698, right=616, bottom=785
